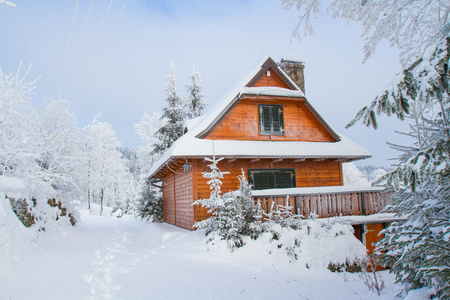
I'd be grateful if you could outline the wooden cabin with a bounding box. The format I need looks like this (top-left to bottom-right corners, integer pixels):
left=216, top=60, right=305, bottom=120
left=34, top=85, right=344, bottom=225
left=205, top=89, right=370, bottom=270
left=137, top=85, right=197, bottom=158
left=148, top=56, right=387, bottom=231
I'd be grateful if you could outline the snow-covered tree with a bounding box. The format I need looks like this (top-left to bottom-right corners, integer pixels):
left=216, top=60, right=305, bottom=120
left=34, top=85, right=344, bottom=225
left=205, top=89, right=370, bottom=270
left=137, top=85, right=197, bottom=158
left=84, top=115, right=125, bottom=216
left=284, top=1, right=450, bottom=297
left=134, top=112, right=165, bottom=220
left=152, top=62, right=185, bottom=155
left=134, top=112, right=165, bottom=175
left=136, top=181, right=162, bottom=223
left=194, top=162, right=264, bottom=248
left=186, top=67, right=209, bottom=119
left=358, top=38, right=450, bottom=298
left=342, top=163, right=370, bottom=186
left=0, top=67, right=80, bottom=231
left=37, top=97, right=85, bottom=204
left=282, top=0, right=450, bottom=66
left=0, top=65, right=39, bottom=178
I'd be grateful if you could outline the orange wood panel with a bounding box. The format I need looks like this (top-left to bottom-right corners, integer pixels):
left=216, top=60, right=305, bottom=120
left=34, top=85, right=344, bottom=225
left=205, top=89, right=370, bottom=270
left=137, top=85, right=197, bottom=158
left=174, top=170, right=194, bottom=230
left=203, top=97, right=337, bottom=142
left=250, top=67, right=292, bottom=89
left=162, top=174, right=175, bottom=225
left=366, top=223, right=385, bottom=255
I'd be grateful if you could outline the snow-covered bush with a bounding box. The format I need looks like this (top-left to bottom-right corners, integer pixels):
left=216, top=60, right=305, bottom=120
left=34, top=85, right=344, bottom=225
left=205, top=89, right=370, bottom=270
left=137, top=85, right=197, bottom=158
left=267, top=218, right=366, bottom=269
left=194, top=159, right=367, bottom=271
left=137, top=181, right=163, bottom=223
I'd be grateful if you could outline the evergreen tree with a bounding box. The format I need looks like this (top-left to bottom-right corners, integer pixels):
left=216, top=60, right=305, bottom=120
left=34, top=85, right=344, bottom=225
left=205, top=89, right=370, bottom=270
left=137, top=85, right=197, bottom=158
left=152, top=62, right=185, bottom=155
left=194, top=162, right=262, bottom=249
left=186, top=67, right=209, bottom=119
left=285, top=1, right=450, bottom=297
left=349, top=36, right=450, bottom=299
left=137, top=181, right=163, bottom=223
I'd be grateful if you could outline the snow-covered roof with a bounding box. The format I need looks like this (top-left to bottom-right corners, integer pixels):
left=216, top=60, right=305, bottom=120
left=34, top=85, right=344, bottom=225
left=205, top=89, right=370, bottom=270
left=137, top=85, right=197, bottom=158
left=149, top=57, right=371, bottom=178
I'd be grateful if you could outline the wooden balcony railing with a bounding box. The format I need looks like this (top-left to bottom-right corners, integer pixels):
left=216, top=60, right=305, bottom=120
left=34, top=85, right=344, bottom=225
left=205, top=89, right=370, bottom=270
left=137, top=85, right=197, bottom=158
left=252, top=186, right=393, bottom=218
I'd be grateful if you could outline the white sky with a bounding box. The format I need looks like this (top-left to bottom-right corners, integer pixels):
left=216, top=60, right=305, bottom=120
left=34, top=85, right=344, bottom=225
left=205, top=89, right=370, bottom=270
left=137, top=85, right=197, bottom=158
left=0, top=0, right=409, bottom=167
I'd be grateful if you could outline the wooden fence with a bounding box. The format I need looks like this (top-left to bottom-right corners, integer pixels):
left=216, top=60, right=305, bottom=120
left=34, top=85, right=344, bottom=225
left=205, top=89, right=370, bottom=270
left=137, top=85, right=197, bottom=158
left=252, top=186, right=393, bottom=218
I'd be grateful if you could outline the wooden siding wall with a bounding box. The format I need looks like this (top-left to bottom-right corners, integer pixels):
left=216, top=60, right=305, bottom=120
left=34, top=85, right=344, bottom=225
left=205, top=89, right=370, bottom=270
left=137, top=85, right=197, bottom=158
left=162, top=173, right=175, bottom=225
left=162, top=169, right=194, bottom=230
left=203, top=97, right=336, bottom=142
left=174, top=171, right=194, bottom=229
left=194, top=158, right=342, bottom=223
left=251, top=67, right=291, bottom=89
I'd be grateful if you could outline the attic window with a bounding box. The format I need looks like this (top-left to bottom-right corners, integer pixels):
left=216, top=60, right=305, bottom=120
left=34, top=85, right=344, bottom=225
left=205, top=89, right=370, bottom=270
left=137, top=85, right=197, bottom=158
left=258, top=104, right=284, bottom=136
left=266, top=70, right=271, bottom=76
left=248, top=169, right=295, bottom=190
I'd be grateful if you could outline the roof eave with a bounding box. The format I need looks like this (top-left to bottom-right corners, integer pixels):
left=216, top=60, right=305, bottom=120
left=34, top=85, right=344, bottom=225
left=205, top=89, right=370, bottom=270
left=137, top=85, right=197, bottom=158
left=148, top=153, right=371, bottom=179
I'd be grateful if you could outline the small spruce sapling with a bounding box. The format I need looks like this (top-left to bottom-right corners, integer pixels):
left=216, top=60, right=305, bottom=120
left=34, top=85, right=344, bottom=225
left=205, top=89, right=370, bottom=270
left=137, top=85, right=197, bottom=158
left=193, top=163, right=263, bottom=248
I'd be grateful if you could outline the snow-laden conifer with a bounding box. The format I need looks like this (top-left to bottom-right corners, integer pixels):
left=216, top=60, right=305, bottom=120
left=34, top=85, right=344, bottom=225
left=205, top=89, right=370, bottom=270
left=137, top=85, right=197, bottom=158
left=349, top=35, right=450, bottom=299
left=186, top=67, right=209, bottom=119
left=285, top=1, right=450, bottom=296
left=193, top=161, right=263, bottom=248
left=152, top=62, right=185, bottom=155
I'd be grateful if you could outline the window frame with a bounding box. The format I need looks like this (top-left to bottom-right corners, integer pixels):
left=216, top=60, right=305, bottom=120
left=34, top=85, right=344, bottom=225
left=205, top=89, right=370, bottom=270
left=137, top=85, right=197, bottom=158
left=258, top=104, right=285, bottom=136
left=248, top=168, right=296, bottom=190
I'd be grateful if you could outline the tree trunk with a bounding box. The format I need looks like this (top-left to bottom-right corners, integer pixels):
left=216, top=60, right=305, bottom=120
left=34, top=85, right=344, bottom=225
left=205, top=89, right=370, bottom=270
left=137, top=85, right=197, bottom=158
left=100, top=188, right=104, bottom=216
left=87, top=159, right=91, bottom=214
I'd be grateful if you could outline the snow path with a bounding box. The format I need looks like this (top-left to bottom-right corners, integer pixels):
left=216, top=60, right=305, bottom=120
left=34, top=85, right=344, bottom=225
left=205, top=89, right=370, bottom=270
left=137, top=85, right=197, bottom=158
left=1, top=212, right=405, bottom=299
left=84, top=228, right=131, bottom=299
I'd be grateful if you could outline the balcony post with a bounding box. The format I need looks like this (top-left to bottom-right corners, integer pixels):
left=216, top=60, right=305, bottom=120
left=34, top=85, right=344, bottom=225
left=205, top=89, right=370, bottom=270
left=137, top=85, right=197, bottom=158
left=361, top=192, right=367, bottom=216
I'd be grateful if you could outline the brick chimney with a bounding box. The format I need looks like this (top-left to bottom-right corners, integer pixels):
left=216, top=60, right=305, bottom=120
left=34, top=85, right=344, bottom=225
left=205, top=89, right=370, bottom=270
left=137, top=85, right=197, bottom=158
left=279, top=57, right=305, bottom=94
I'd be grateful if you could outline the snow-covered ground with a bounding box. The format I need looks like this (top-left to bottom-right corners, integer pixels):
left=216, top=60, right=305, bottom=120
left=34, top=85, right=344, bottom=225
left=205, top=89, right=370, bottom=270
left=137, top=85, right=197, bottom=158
left=1, top=206, right=434, bottom=300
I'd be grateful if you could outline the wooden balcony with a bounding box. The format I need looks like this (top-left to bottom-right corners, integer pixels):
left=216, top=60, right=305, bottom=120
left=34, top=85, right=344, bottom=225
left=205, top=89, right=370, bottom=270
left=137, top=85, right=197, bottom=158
left=252, top=186, right=393, bottom=218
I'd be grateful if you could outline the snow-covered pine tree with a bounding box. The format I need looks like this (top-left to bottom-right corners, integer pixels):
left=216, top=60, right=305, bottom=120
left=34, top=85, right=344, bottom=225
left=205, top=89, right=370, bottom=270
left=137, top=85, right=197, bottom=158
left=134, top=112, right=166, bottom=220
left=284, top=1, right=450, bottom=297
left=194, top=163, right=264, bottom=248
left=152, top=62, right=185, bottom=155
left=136, top=181, right=162, bottom=223
left=186, top=67, right=209, bottom=119
left=359, top=38, right=450, bottom=298
left=193, top=156, right=227, bottom=236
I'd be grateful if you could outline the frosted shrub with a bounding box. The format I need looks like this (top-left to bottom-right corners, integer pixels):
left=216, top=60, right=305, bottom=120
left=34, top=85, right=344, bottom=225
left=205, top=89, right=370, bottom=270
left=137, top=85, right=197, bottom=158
left=193, top=162, right=263, bottom=249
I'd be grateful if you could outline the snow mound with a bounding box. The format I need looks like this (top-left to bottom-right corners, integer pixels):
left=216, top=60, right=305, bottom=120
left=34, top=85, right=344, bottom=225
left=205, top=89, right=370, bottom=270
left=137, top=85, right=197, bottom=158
left=0, top=177, right=36, bottom=264
left=206, top=218, right=367, bottom=270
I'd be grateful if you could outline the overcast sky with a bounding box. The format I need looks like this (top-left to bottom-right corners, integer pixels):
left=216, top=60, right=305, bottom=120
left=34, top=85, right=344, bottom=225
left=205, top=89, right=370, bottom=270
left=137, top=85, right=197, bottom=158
left=0, top=0, right=408, bottom=167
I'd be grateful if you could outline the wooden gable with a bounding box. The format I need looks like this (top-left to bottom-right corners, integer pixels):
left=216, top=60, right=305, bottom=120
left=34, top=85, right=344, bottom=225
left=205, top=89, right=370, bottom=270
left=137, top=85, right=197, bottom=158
left=249, top=67, right=292, bottom=89
left=246, top=57, right=297, bottom=90
left=200, top=58, right=338, bottom=142
left=203, top=96, right=338, bottom=142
